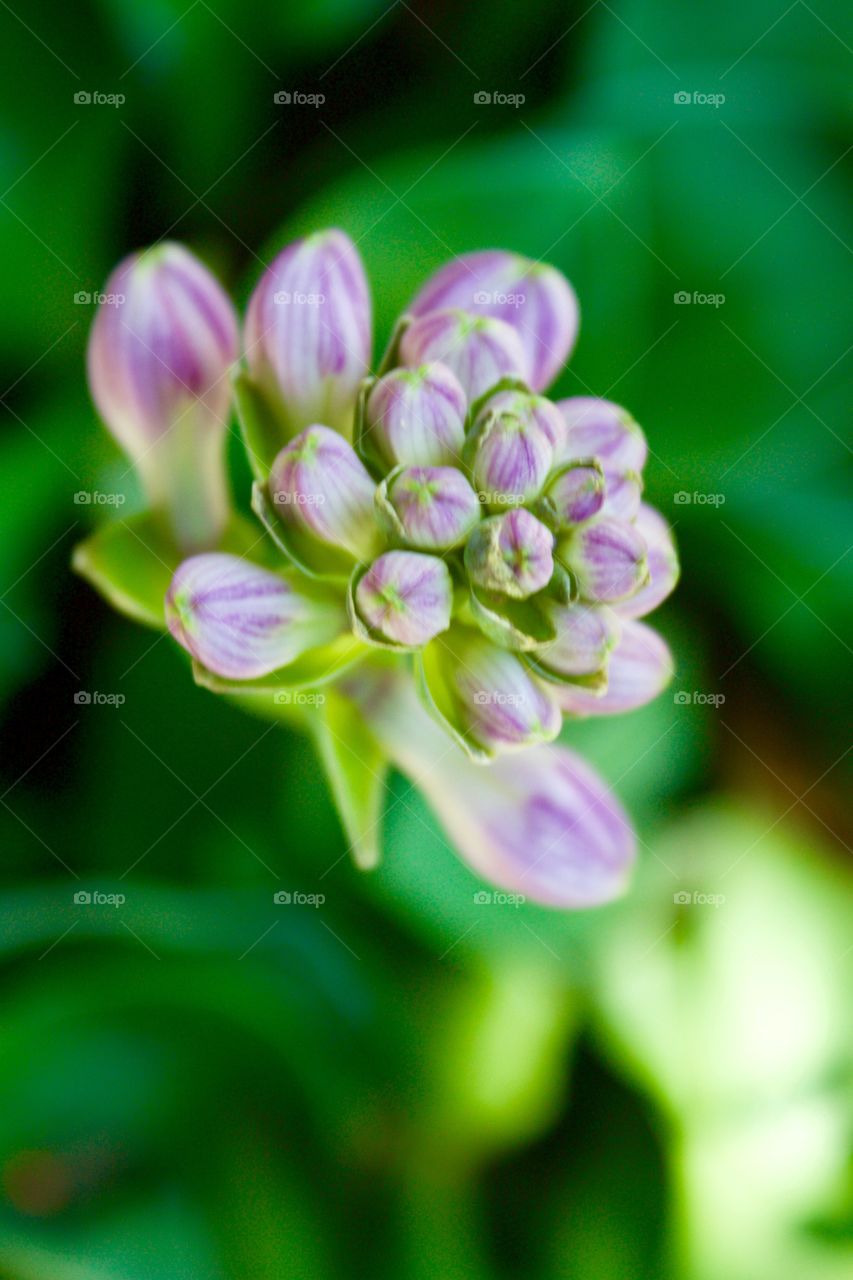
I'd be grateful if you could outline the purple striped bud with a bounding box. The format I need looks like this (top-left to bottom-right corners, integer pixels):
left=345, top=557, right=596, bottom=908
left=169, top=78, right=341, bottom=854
left=555, top=398, right=648, bottom=473
left=364, top=362, right=467, bottom=468
left=560, top=517, right=648, bottom=603
left=467, top=410, right=554, bottom=509
left=244, top=230, right=371, bottom=438
left=602, top=470, right=642, bottom=521
left=407, top=250, right=579, bottom=392
left=166, top=553, right=345, bottom=679
left=474, top=387, right=565, bottom=449
left=399, top=309, right=529, bottom=402
left=87, top=242, right=238, bottom=551
left=556, top=621, right=674, bottom=716
left=269, top=425, right=380, bottom=561
left=465, top=509, right=554, bottom=599
left=543, top=460, right=606, bottom=526
left=536, top=604, right=621, bottom=678
left=614, top=504, right=679, bottom=619
left=448, top=634, right=561, bottom=753
left=353, top=551, right=452, bottom=648
left=379, top=466, right=481, bottom=550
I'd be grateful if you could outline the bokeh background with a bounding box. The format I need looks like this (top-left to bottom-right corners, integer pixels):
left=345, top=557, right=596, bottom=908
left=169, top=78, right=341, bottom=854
left=1, top=1, right=851, bottom=1276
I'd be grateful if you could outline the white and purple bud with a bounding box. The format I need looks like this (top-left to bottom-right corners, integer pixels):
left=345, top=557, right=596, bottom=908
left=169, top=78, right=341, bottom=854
left=613, top=504, right=680, bottom=619
left=407, top=250, right=579, bottom=392
left=353, top=551, right=452, bottom=648
left=542, top=460, right=606, bottom=526
left=166, top=553, right=345, bottom=679
left=601, top=470, right=642, bottom=521
left=556, top=397, right=648, bottom=473
left=537, top=604, right=621, bottom=678
left=87, top=242, right=239, bottom=551
left=269, top=425, right=380, bottom=561
left=556, top=620, right=674, bottom=716
left=244, top=229, right=371, bottom=438
left=560, top=517, right=648, bottom=603
left=467, top=410, right=554, bottom=509
left=399, top=309, right=529, bottom=402
left=474, top=386, right=566, bottom=449
left=379, top=466, right=481, bottom=550
left=465, top=509, right=554, bottom=599
left=364, top=362, right=467, bottom=468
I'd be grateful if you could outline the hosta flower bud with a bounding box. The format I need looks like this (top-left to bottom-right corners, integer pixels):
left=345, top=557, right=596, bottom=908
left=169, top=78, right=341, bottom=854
left=244, top=229, right=371, bottom=437
left=380, top=466, right=480, bottom=550
left=475, top=387, right=565, bottom=449
left=465, top=509, right=554, bottom=599
left=269, top=425, right=380, bottom=562
left=87, top=242, right=238, bottom=551
left=538, top=604, right=621, bottom=677
left=601, top=470, right=642, bottom=521
left=560, top=517, right=648, bottom=603
left=399, top=309, right=529, bottom=402
left=614, top=504, right=679, bottom=619
left=166, top=553, right=345, bottom=679
left=467, top=410, right=553, bottom=508
left=556, top=397, right=647, bottom=473
left=364, top=362, right=467, bottom=468
left=542, top=461, right=606, bottom=526
left=407, top=250, right=579, bottom=392
left=556, top=620, right=674, bottom=716
left=353, top=551, right=452, bottom=647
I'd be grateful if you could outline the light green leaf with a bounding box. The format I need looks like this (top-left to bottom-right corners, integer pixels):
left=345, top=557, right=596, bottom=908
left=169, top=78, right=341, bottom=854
left=310, top=687, right=389, bottom=869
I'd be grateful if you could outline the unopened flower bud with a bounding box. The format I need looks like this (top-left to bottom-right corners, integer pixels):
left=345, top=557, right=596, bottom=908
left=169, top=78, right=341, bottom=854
left=269, top=425, right=380, bottom=561
left=613, top=504, right=679, bottom=619
left=353, top=551, right=452, bottom=647
left=467, top=410, right=553, bottom=509
left=166, top=553, right=345, bottom=679
left=399, top=309, right=529, bottom=401
left=556, top=620, right=674, bottom=716
left=537, top=604, right=621, bottom=678
left=542, top=460, right=606, bottom=526
left=87, top=242, right=238, bottom=551
left=601, top=470, right=642, bottom=521
left=380, top=466, right=480, bottom=550
left=364, top=362, right=467, bottom=468
left=556, top=397, right=647, bottom=472
left=473, top=387, right=565, bottom=449
left=560, top=517, right=648, bottom=603
left=465, top=509, right=554, bottom=599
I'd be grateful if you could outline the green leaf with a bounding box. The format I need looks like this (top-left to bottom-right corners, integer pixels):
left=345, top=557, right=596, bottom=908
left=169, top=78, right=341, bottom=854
left=232, top=369, right=289, bottom=482
left=251, top=481, right=355, bottom=582
left=467, top=584, right=557, bottom=651
left=414, top=631, right=494, bottom=763
left=310, top=688, right=389, bottom=869
left=190, top=632, right=369, bottom=697
left=71, top=511, right=180, bottom=630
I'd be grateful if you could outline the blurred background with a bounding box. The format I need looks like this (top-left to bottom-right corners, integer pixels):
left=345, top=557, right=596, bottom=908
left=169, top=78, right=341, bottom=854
left=0, top=0, right=851, bottom=1276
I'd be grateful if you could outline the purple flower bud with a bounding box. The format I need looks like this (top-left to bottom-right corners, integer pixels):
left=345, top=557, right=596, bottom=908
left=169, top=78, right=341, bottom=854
left=442, top=632, right=561, bottom=753
left=560, top=517, right=648, bottom=603
left=380, top=466, right=481, bottom=550
left=555, top=398, right=648, bottom=473
left=354, top=551, right=452, bottom=647
left=467, top=410, right=554, bottom=508
left=87, top=242, right=239, bottom=551
left=364, top=362, right=467, bottom=468
left=269, top=425, right=380, bottom=561
left=474, top=387, right=566, bottom=450
left=613, top=504, right=680, bottom=619
left=244, top=229, right=371, bottom=437
left=399, top=309, right=529, bottom=402
left=556, top=620, right=674, bottom=716
left=543, top=461, right=606, bottom=526
left=538, top=604, right=621, bottom=677
left=407, top=250, right=579, bottom=392
left=465, top=509, right=554, bottom=599
left=602, top=470, right=642, bottom=521
left=166, top=553, right=345, bottom=679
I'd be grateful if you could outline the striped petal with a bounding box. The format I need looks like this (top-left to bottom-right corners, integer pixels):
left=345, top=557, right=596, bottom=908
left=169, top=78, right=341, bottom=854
left=555, top=397, right=648, bottom=473
left=353, top=551, right=452, bottom=647
left=364, top=362, right=467, bottom=468
left=269, top=425, right=380, bottom=561
left=556, top=620, right=674, bottom=716
left=613, top=504, right=680, bottom=619
left=399, top=309, right=529, bottom=401
left=560, top=517, right=648, bottom=603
